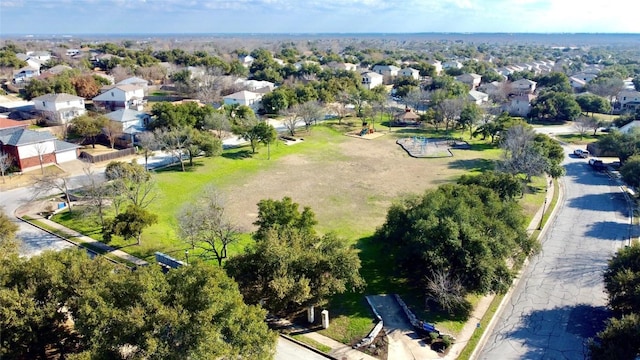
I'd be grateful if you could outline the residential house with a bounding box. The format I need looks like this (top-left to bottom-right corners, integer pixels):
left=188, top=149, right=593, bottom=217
left=65, top=49, right=81, bottom=57
left=325, top=61, right=358, bottom=72
left=105, top=108, right=151, bottom=144
left=507, top=94, right=536, bottom=117
left=455, top=73, right=482, bottom=89
left=442, top=60, right=463, bottom=70
left=13, top=65, right=41, bottom=83
left=235, top=78, right=276, bottom=92
left=0, top=118, right=29, bottom=131
left=399, top=67, right=420, bottom=80
left=372, top=64, right=400, bottom=77
left=238, top=55, right=255, bottom=68
left=479, top=81, right=504, bottom=96
left=510, top=78, right=537, bottom=95
left=294, top=60, right=320, bottom=70
left=617, top=90, right=640, bottom=112
left=92, top=85, right=146, bottom=111
left=427, top=60, right=443, bottom=75
left=571, top=72, right=599, bottom=83
left=468, top=90, right=489, bottom=105
left=33, top=93, right=86, bottom=125
left=618, top=120, right=640, bottom=134
left=0, top=127, right=79, bottom=172
left=116, top=77, right=149, bottom=93
left=569, top=77, right=587, bottom=91
left=223, top=90, right=263, bottom=111
left=27, top=51, right=52, bottom=62
left=361, top=71, right=383, bottom=90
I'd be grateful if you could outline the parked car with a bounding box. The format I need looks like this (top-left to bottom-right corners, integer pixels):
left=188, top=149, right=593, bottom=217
left=589, top=158, right=606, bottom=171
left=574, top=149, right=590, bottom=158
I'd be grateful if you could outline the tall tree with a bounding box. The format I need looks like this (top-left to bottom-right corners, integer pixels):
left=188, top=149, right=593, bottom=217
left=71, top=114, right=108, bottom=148
left=253, top=196, right=317, bottom=241
left=620, top=155, right=640, bottom=188
left=0, top=151, right=13, bottom=184
left=0, top=208, right=19, bottom=260
left=499, top=125, right=549, bottom=181
left=177, top=186, right=239, bottom=266
left=459, top=101, right=482, bottom=138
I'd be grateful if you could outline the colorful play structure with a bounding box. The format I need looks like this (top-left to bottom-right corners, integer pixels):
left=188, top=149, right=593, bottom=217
left=359, top=122, right=375, bottom=136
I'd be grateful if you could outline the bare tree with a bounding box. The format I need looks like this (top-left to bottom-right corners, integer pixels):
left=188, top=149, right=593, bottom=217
left=499, top=125, right=548, bottom=181
left=282, top=109, right=301, bottom=136
left=32, top=142, right=51, bottom=175
left=82, top=162, right=109, bottom=227
left=0, top=151, right=13, bottom=184
left=31, top=173, right=74, bottom=213
left=155, top=128, right=189, bottom=172
left=177, top=186, right=239, bottom=266
left=293, top=101, right=324, bottom=131
left=573, top=115, right=597, bottom=139
left=437, top=98, right=465, bottom=132
left=202, top=112, right=231, bottom=139
left=103, top=121, right=122, bottom=149
left=425, top=268, right=468, bottom=314
left=136, top=131, right=157, bottom=171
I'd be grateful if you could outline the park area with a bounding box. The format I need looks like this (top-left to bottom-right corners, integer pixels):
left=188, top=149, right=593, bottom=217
left=52, top=120, right=547, bottom=349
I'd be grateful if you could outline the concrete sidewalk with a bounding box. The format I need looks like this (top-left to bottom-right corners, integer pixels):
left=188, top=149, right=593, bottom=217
left=19, top=209, right=148, bottom=267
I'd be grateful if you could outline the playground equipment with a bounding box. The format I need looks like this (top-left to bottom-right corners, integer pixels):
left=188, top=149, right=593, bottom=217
left=360, top=122, right=375, bottom=136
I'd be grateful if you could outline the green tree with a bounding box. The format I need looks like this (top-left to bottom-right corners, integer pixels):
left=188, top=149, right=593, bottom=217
left=459, top=102, right=482, bottom=138
left=589, top=313, right=640, bottom=360
left=226, top=219, right=363, bottom=315
left=0, top=209, right=19, bottom=260
left=620, top=155, right=640, bottom=188
left=596, top=129, right=640, bottom=163
left=103, top=205, right=157, bottom=245
left=576, top=93, right=612, bottom=116
left=71, top=114, right=108, bottom=148
left=458, top=171, right=523, bottom=200
left=0, top=249, right=277, bottom=359
left=253, top=196, right=317, bottom=241
left=535, top=72, right=572, bottom=93
left=375, top=184, right=535, bottom=313
left=530, top=91, right=582, bottom=122
left=604, top=242, right=640, bottom=315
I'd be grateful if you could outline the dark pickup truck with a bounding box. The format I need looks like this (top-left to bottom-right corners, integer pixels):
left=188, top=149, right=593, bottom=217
left=589, top=158, right=607, bottom=171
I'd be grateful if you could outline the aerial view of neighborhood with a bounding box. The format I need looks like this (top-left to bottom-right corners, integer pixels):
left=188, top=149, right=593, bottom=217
left=1, top=1, right=640, bottom=359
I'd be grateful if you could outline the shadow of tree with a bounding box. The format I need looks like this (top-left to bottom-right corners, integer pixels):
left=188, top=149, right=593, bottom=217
left=502, top=304, right=609, bottom=359
left=567, top=193, right=628, bottom=215
left=221, top=150, right=253, bottom=160
left=448, top=158, right=495, bottom=172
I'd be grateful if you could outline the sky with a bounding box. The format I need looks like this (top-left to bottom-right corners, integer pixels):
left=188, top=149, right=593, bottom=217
left=1, top=0, right=639, bottom=35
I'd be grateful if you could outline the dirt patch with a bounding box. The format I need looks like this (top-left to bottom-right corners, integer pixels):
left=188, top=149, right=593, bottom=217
left=223, top=132, right=484, bottom=238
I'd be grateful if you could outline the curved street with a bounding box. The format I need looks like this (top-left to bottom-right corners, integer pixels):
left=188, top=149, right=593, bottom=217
left=478, top=148, right=631, bottom=359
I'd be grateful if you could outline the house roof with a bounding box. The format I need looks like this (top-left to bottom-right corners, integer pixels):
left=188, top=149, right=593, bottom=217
left=223, top=90, right=261, bottom=101
left=54, top=139, right=80, bottom=152
left=372, top=64, right=400, bottom=71
left=396, top=109, right=420, bottom=120
left=0, top=118, right=28, bottom=130
left=32, top=93, right=84, bottom=103
left=361, top=71, right=383, bottom=79
left=116, top=77, right=148, bottom=86
left=0, top=128, right=55, bottom=146
left=105, top=108, right=148, bottom=123
left=93, top=85, right=144, bottom=101
left=468, top=90, right=489, bottom=101
left=47, top=65, right=73, bottom=75
left=512, top=78, right=537, bottom=86
left=619, top=121, right=640, bottom=134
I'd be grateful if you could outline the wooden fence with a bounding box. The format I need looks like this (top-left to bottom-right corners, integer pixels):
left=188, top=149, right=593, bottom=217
left=79, top=147, right=136, bottom=163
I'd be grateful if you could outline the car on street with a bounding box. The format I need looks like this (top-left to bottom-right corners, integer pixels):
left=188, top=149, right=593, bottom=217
left=574, top=149, right=590, bottom=158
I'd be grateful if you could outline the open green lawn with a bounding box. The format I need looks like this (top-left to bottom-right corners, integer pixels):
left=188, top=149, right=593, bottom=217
left=52, top=121, right=547, bottom=345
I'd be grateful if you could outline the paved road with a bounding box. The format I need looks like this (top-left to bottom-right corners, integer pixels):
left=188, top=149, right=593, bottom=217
left=275, top=336, right=332, bottom=360
left=478, top=150, right=630, bottom=359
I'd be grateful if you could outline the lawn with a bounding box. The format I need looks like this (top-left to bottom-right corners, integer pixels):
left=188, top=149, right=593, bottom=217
left=52, top=120, right=547, bottom=345
left=555, top=133, right=601, bottom=145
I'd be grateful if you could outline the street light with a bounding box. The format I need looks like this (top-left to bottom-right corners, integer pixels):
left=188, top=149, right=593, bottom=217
left=184, top=250, right=189, bottom=265
left=538, top=197, right=547, bottom=230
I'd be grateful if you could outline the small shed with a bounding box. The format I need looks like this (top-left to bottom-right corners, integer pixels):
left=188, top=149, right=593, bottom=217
left=393, top=108, right=421, bottom=126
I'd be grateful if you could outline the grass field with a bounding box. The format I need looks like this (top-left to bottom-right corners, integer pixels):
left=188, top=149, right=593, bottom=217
left=52, top=120, right=548, bottom=345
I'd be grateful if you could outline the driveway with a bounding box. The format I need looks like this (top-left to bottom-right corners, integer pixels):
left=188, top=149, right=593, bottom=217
left=478, top=148, right=630, bottom=359
left=367, top=294, right=438, bottom=360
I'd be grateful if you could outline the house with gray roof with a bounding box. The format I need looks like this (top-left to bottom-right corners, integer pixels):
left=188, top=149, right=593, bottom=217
left=0, top=128, right=79, bottom=171
left=105, top=109, right=151, bottom=144
left=116, top=77, right=149, bottom=93
left=33, top=93, right=86, bottom=125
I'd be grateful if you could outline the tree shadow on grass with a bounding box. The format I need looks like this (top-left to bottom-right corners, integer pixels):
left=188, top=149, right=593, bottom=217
left=448, top=158, right=495, bottom=172
left=468, top=142, right=498, bottom=151
left=221, top=149, right=253, bottom=160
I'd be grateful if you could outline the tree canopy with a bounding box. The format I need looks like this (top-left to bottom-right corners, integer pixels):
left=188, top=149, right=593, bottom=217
left=0, top=249, right=277, bottom=359
left=374, top=184, right=536, bottom=314
left=226, top=198, right=363, bottom=316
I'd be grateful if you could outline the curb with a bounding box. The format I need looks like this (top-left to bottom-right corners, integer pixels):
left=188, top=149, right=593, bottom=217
left=279, top=334, right=338, bottom=360
left=469, top=177, right=563, bottom=360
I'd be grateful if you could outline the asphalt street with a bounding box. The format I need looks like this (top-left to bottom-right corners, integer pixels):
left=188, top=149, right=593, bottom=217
left=478, top=148, right=630, bottom=359
left=275, top=336, right=332, bottom=360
